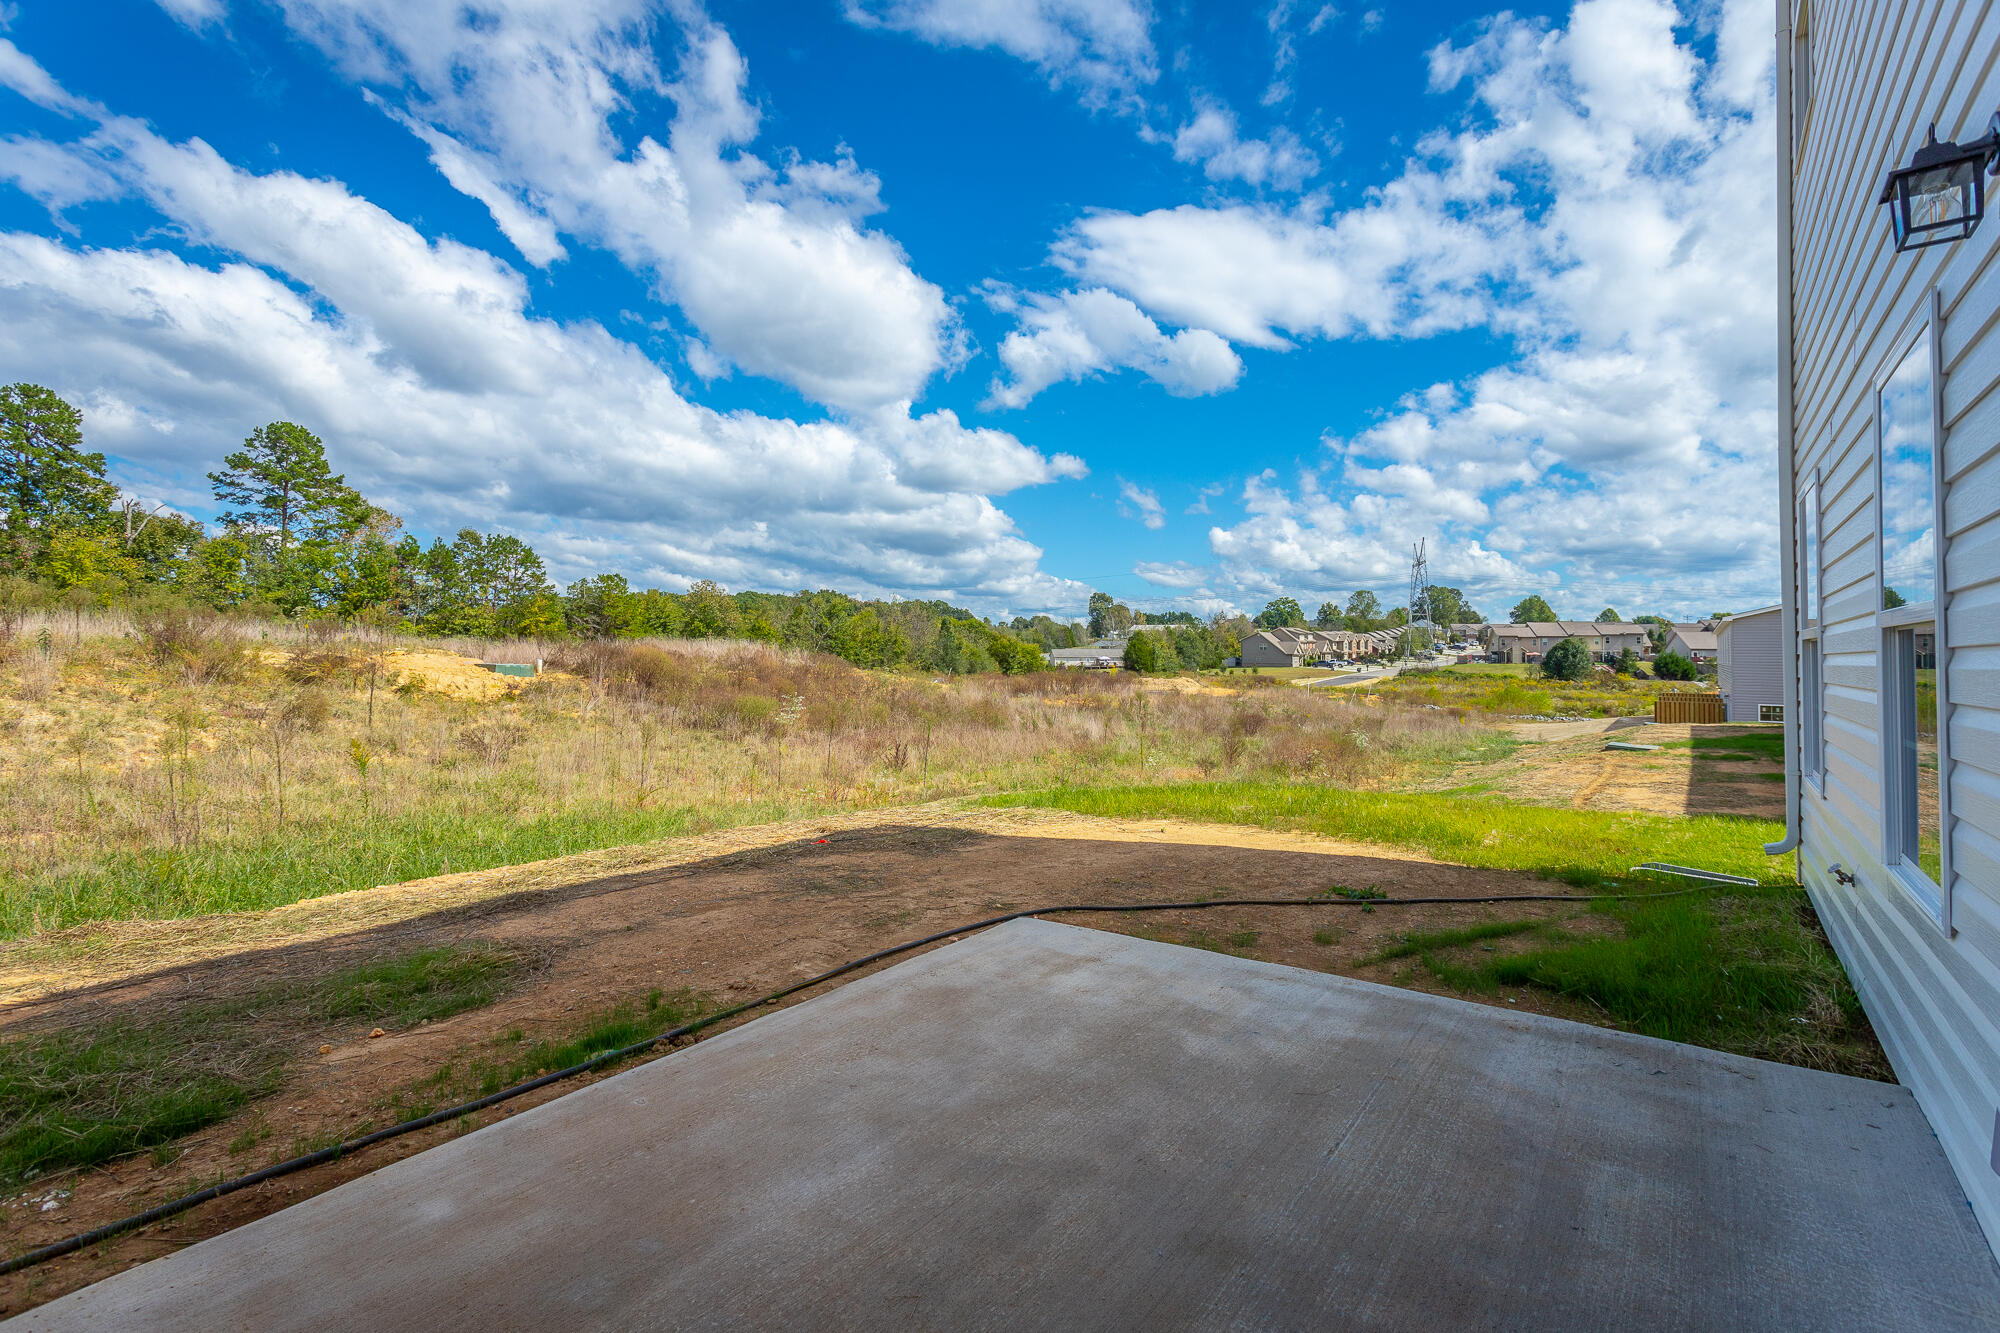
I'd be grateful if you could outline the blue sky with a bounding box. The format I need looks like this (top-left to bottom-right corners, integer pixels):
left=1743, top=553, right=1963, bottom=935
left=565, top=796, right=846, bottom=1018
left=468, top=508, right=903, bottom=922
left=0, top=0, right=1777, bottom=621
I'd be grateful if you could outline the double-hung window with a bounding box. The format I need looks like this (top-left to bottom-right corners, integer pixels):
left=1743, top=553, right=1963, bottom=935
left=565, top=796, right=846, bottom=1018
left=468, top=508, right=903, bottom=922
left=1875, top=300, right=1950, bottom=927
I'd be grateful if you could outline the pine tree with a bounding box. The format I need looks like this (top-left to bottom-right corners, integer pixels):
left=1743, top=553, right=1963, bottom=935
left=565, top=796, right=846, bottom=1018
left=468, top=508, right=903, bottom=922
left=1, top=384, right=118, bottom=553
left=207, top=422, right=364, bottom=552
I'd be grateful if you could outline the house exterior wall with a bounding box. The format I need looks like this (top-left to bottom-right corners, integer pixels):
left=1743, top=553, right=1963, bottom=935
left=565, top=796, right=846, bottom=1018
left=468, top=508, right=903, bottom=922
left=1718, top=608, right=1784, bottom=722
left=1663, top=629, right=1716, bottom=661
left=1489, top=622, right=1644, bottom=664
left=1598, top=628, right=1651, bottom=658
left=1238, top=633, right=1303, bottom=668
left=1781, top=0, right=2000, bottom=1254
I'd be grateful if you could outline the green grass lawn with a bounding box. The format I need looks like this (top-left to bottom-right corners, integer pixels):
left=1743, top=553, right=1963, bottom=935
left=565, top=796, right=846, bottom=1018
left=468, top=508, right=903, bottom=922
left=984, top=782, right=1792, bottom=885
left=1652, top=727, right=1784, bottom=764
left=1365, top=667, right=1689, bottom=718
left=1368, top=894, right=1875, bottom=1072
left=985, top=783, right=1882, bottom=1077
left=384, top=987, right=709, bottom=1123
left=1425, top=663, right=1533, bottom=677
left=0, top=943, right=528, bottom=1185
left=6, top=798, right=803, bottom=939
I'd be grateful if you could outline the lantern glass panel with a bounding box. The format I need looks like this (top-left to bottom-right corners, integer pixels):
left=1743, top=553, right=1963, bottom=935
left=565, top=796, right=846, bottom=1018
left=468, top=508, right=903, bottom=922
left=1892, top=157, right=1984, bottom=250
left=1910, top=162, right=1974, bottom=226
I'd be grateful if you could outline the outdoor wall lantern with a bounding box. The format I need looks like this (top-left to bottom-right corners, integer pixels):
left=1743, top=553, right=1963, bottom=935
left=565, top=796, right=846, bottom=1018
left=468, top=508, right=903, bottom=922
left=1879, top=114, right=2000, bottom=252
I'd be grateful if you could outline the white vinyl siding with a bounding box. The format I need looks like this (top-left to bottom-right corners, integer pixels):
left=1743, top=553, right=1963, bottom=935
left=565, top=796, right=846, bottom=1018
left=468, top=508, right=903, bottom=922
left=1783, top=0, right=2000, bottom=1257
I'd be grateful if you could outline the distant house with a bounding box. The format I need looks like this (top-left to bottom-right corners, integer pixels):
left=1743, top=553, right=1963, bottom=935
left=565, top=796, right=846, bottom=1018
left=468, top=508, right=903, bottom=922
left=1716, top=606, right=1783, bottom=722
left=1663, top=623, right=1718, bottom=663
left=1237, top=626, right=1392, bottom=667
left=1237, top=627, right=1317, bottom=667
left=1044, top=646, right=1122, bottom=669
left=1487, top=622, right=1648, bottom=664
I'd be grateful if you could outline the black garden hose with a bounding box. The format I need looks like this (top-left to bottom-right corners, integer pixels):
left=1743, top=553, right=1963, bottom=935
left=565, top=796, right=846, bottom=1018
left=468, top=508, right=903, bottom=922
left=1, top=882, right=1715, bottom=1277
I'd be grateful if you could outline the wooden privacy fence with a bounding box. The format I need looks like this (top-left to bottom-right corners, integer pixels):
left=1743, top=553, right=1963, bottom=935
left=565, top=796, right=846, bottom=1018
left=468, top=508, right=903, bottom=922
left=1654, top=692, right=1726, bottom=724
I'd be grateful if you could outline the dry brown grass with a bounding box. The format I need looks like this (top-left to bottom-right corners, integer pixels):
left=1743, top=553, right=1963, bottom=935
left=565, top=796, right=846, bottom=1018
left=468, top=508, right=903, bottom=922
left=0, top=632, right=1502, bottom=936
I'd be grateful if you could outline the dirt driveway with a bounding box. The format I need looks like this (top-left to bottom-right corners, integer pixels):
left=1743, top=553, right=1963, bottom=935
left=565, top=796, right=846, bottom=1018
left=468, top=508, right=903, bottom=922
left=2, top=807, right=1608, bottom=1313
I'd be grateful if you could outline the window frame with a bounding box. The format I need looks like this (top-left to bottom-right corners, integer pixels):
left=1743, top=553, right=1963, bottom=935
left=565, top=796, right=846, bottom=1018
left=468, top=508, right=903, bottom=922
left=1871, top=290, right=1953, bottom=933
left=1799, top=464, right=1824, bottom=792
left=1800, top=472, right=1820, bottom=629
left=1801, top=636, right=1823, bottom=792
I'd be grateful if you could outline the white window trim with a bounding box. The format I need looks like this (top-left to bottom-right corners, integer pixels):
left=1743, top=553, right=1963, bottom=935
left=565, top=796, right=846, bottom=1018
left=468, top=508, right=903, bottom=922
left=1800, top=470, right=1821, bottom=629
left=1800, top=632, right=1824, bottom=794
left=1798, top=464, right=1823, bottom=794
left=1870, top=289, right=1954, bottom=935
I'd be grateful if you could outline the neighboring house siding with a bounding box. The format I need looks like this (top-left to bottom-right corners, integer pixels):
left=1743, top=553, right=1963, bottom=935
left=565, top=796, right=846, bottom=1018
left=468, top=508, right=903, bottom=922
left=1783, top=0, right=2000, bottom=1254
left=1238, top=633, right=1302, bottom=667
left=1664, top=628, right=1717, bottom=661
left=1718, top=609, right=1785, bottom=722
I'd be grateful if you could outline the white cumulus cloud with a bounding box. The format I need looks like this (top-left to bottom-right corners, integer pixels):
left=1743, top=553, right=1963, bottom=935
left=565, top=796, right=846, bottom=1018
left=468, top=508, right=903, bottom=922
left=1012, top=0, right=1781, bottom=613
left=1171, top=103, right=1319, bottom=190
left=0, top=54, right=1092, bottom=613
left=1117, top=478, right=1166, bottom=529
left=983, top=286, right=1240, bottom=408
left=265, top=0, right=957, bottom=413
left=843, top=0, right=1157, bottom=106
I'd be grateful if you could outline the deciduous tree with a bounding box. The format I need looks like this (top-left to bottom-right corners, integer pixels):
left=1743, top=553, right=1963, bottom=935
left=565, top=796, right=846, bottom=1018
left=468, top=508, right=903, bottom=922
left=1255, top=596, right=1305, bottom=629
left=1510, top=594, right=1557, bottom=623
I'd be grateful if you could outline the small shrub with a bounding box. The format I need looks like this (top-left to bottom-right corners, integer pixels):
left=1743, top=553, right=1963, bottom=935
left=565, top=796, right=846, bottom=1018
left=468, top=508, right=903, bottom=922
left=730, top=693, right=780, bottom=733
left=279, top=688, right=332, bottom=732
left=285, top=646, right=361, bottom=685
left=1654, top=651, right=1698, bottom=681
left=137, top=609, right=249, bottom=684
left=1540, top=638, right=1593, bottom=682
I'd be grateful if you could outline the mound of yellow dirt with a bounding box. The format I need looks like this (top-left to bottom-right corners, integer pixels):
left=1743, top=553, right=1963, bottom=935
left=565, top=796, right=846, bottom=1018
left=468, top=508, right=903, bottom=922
left=258, top=646, right=551, bottom=700
left=379, top=650, right=535, bottom=700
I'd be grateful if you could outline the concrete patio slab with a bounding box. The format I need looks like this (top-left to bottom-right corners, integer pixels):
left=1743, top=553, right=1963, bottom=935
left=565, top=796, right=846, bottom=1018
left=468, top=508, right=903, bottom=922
left=14, top=918, right=2000, bottom=1330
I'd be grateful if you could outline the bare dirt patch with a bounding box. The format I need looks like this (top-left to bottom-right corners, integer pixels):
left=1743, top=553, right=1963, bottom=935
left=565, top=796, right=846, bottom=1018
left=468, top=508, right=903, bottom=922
left=3, top=809, right=1600, bottom=1312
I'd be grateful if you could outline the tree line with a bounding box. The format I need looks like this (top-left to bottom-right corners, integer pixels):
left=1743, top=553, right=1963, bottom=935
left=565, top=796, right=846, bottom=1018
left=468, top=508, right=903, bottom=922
left=0, top=384, right=1096, bottom=674
left=2, top=382, right=1713, bottom=676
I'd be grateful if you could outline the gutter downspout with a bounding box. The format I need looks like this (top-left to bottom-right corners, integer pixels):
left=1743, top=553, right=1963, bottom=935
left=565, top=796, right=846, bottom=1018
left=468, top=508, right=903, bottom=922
left=1767, top=0, right=1801, bottom=861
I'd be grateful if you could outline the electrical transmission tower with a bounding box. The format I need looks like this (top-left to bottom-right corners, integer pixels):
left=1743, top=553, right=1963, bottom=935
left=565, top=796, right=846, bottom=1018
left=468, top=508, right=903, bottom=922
left=1407, top=539, right=1432, bottom=660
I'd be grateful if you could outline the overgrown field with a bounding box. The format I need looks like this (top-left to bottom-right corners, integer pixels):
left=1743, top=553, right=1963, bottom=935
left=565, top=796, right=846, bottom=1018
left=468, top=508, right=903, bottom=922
left=1365, top=665, right=1709, bottom=718
left=0, top=621, right=1508, bottom=935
